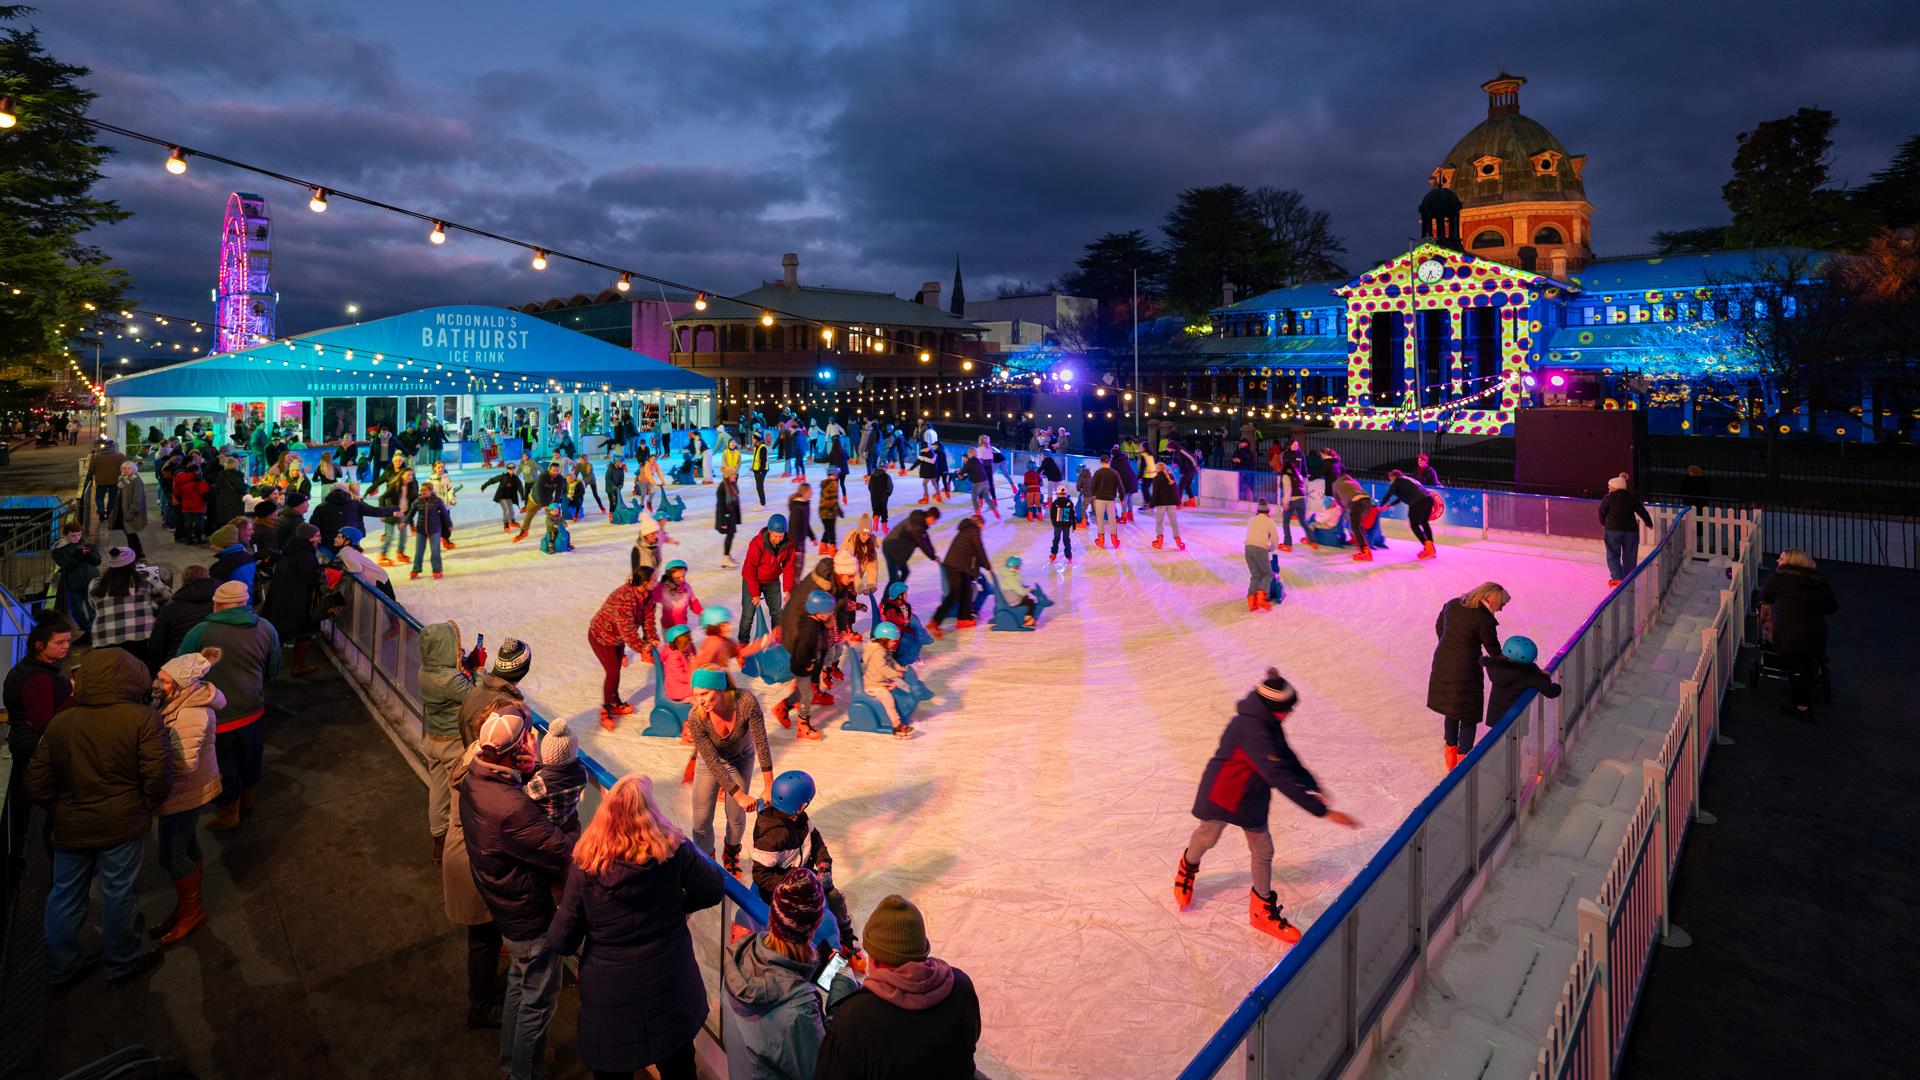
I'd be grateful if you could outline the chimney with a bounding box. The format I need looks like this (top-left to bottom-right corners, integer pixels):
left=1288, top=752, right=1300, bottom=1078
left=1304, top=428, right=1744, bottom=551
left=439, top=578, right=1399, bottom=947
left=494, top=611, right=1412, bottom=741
left=781, top=252, right=799, bottom=290
left=917, top=281, right=941, bottom=308
left=1222, top=278, right=1236, bottom=307
left=1517, top=245, right=1538, bottom=272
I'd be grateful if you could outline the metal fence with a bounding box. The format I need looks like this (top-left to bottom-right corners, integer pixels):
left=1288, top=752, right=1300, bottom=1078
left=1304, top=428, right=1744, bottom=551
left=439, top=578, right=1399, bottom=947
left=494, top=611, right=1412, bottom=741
left=1179, top=507, right=1700, bottom=1080
left=0, top=497, right=73, bottom=603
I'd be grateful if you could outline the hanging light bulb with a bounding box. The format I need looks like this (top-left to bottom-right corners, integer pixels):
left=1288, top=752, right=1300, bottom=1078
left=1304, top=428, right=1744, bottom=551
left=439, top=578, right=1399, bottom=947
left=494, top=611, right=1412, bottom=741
left=531, top=249, right=548, bottom=270
left=694, top=292, right=708, bottom=311
left=616, top=272, right=631, bottom=292
left=919, top=351, right=931, bottom=363
left=962, top=360, right=973, bottom=371
left=760, top=311, right=775, bottom=327
left=0, top=98, right=14, bottom=128
left=165, top=146, right=188, bottom=174
left=308, top=188, right=329, bottom=213
left=429, top=221, right=447, bottom=245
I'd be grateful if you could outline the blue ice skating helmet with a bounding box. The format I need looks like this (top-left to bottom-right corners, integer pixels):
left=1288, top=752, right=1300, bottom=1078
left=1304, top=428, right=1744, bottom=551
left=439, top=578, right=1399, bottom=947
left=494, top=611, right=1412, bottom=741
left=701, top=606, right=733, bottom=628
left=338, top=526, right=364, bottom=545
left=885, top=581, right=909, bottom=600
left=1004, top=555, right=1022, bottom=569
left=872, top=622, right=901, bottom=642
left=664, top=624, right=691, bottom=643
left=664, top=559, right=688, bottom=576
left=1502, top=636, right=1539, bottom=665
left=770, top=770, right=816, bottom=815
left=804, top=589, right=836, bottom=615
left=768, top=513, right=788, bottom=533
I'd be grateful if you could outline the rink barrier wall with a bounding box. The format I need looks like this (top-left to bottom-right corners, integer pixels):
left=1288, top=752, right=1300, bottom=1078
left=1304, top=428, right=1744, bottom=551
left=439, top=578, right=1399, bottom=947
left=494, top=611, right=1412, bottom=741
left=315, top=564, right=834, bottom=1070
left=1531, top=508, right=1760, bottom=1080
left=1178, top=507, right=1704, bottom=1080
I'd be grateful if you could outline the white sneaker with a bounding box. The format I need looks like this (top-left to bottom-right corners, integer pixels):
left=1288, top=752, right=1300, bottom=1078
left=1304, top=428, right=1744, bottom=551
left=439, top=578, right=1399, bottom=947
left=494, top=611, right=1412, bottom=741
left=720, top=556, right=737, bottom=567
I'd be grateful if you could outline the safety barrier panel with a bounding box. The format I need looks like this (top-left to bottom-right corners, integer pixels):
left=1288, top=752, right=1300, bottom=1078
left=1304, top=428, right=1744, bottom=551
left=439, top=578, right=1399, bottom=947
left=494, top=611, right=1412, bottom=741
left=1179, top=507, right=1696, bottom=1080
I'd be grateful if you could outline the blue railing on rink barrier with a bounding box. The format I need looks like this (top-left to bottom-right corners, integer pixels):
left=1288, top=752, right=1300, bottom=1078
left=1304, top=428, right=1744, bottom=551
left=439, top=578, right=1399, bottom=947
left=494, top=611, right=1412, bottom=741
left=1177, top=507, right=1692, bottom=1080
left=314, top=559, right=836, bottom=1052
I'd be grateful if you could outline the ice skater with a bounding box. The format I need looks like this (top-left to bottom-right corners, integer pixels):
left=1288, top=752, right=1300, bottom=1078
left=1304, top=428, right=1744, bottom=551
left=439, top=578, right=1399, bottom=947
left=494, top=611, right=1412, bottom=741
left=588, top=566, right=659, bottom=730
left=751, top=771, right=866, bottom=968
left=1243, top=500, right=1278, bottom=611
left=1089, top=455, right=1122, bottom=548
left=481, top=463, right=524, bottom=532
left=1330, top=470, right=1376, bottom=562
left=1429, top=582, right=1508, bottom=769
left=1047, top=487, right=1075, bottom=565
left=1381, top=469, right=1440, bottom=560
left=1174, top=669, right=1358, bottom=942
left=1145, top=457, right=1185, bottom=550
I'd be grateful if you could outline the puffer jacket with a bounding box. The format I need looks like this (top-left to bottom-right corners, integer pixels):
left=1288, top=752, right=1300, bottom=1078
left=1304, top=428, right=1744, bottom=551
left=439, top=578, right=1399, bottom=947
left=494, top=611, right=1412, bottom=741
left=1427, top=599, right=1500, bottom=722
left=419, top=622, right=476, bottom=740
left=25, top=648, right=171, bottom=848
left=458, top=754, right=574, bottom=940
left=723, top=933, right=828, bottom=1080
left=1758, top=565, right=1838, bottom=656
left=1189, top=690, right=1328, bottom=828
left=941, top=517, right=989, bottom=575
left=158, top=676, right=226, bottom=815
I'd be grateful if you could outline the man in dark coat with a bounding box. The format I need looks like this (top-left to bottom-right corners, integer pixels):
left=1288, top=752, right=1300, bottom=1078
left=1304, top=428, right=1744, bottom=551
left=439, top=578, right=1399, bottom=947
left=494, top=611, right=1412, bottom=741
left=458, top=706, right=574, bottom=1080
left=310, top=483, right=399, bottom=548
left=817, top=895, right=982, bottom=1080
left=929, top=517, right=988, bottom=631
left=1597, top=474, right=1654, bottom=586
left=264, top=524, right=322, bottom=677
left=510, top=463, right=568, bottom=543
left=1428, top=586, right=1506, bottom=767
left=27, top=648, right=171, bottom=986
left=152, top=566, right=218, bottom=659
left=880, top=506, right=941, bottom=586
left=1758, top=552, right=1838, bottom=718
left=1174, top=670, right=1356, bottom=942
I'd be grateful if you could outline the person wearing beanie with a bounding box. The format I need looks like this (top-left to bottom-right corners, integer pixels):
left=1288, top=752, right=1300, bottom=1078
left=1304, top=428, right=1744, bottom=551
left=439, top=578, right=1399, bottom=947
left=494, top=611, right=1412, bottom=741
left=459, top=702, right=575, bottom=1080
left=209, top=518, right=259, bottom=595
left=458, top=637, right=532, bottom=746
left=151, top=646, right=226, bottom=945
left=547, top=774, right=723, bottom=1080
left=178, top=576, right=280, bottom=831
left=723, top=867, right=832, bottom=1080
left=739, top=513, right=797, bottom=643
left=1243, top=501, right=1280, bottom=611
left=1596, top=473, right=1653, bottom=587
left=86, top=545, right=170, bottom=653
left=815, top=893, right=982, bottom=1079
left=1174, top=669, right=1358, bottom=943
left=527, top=718, right=586, bottom=836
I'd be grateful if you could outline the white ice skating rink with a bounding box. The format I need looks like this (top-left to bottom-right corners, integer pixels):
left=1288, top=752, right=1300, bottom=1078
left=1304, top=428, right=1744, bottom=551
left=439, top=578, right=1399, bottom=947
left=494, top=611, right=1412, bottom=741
left=394, top=469, right=1606, bottom=1080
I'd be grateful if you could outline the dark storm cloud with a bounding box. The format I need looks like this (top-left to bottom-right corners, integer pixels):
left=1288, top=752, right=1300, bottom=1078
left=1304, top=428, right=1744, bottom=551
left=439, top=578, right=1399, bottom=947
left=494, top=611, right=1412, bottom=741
left=31, top=0, right=1920, bottom=335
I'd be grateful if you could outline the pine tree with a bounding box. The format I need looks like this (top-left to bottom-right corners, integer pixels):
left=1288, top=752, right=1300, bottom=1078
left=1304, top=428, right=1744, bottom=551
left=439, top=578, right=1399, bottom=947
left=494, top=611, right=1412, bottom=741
left=1721, top=107, right=1874, bottom=249
left=1853, top=134, right=1920, bottom=231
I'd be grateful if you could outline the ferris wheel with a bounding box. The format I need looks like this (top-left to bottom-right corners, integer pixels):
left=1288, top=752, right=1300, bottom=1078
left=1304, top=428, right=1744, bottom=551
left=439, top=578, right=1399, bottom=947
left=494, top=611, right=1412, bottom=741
left=215, top=192, right=276, bottom=353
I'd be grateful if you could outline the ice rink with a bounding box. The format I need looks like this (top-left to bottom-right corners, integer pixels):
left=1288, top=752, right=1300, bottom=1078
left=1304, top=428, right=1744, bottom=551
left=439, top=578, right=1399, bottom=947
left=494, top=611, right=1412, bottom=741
left=392, top=466, right=1607, bottom=1080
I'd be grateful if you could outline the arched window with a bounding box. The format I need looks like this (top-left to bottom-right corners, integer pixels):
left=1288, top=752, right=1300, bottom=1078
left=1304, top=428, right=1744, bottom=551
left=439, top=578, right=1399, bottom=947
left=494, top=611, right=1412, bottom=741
left=1471, top=230, right=1506, bottom=250
left=1533, top=226, right=1564, bottom=244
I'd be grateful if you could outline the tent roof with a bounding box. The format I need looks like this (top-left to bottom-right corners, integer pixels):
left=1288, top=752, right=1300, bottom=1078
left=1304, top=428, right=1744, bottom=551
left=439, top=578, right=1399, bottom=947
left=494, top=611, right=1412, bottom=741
left=105, top=304, right=712, bottom=400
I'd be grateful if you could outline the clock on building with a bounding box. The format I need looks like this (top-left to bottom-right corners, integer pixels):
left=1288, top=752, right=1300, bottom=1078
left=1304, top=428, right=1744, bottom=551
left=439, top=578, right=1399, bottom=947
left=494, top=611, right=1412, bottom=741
left=1415, top=258, right=1445, bottom=284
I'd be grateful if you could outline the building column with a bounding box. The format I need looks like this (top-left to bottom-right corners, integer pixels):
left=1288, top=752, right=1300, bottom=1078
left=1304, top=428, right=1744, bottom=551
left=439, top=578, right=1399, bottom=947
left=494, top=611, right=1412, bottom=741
left=1448, top=307, right=1465, bottom=395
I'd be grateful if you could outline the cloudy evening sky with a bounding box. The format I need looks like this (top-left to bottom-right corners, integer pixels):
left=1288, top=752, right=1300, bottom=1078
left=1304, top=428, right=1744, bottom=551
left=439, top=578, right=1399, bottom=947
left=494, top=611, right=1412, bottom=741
left=33, top=0, right=1920, bottom=337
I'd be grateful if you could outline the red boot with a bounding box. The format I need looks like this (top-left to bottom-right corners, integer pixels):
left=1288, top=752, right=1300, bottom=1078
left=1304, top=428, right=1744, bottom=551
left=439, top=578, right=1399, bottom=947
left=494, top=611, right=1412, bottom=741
left=1249, top=889, right=1302, bottom=943
left=772, top=700, right=793, bottom=728
left=1247, top=593, right=1259, bottom=611
left=1418, top=541, right=1436, bottom=560
left=1151, top=536, right=1163, bottom=550
left=1094, top=536, right=1105, bottom=549
left=1351, top=549, right=1373, bottom=562
left=1277, top=543, right=1293, bottom=552
left=1176, top=538, right=1186, bottom=551
left=955, top=618, right=977, bottom=629
left=1174, top=854, right=1199, bottom=910
left=795, top=721, right=823, bottom=742
left=158, top=869, right=207, bottom=946
left=811, top=690, right=835, bottom=707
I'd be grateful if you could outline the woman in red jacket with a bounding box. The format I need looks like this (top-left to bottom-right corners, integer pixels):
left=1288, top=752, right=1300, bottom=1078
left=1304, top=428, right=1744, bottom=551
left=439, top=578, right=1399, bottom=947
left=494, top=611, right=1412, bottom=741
left=171, top=465, right=212, bottom=545
left=589, top=567, right=660, bottom=730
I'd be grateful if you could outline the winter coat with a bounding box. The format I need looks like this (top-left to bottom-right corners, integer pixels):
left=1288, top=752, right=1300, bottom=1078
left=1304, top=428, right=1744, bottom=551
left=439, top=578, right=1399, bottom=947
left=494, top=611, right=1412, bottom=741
left=481, top=470, right=524, bottom=505
left=1089, top=465, right=1122, bottom=501
left=1112, top=454, right=1139, bottom=494
left=781, top=562, right=837, bottom=646
left=178, top=607, right=281, bottom=724
left=881, top=509, right=939, bottom=564
left=157, top=679, right=225, bottom=815
left=1189, top=690, right=1328, bottom=828
left=1483, top=655, right=1561, bottom=729
left=1381, top=476, right=1436, bottom=510
left=819, top=477, right=841, bottom=522
left=210, top=544, right=258, bottom=594
left=534, top=470, right=566, bottom=506
left=723, top=934, right=828, bottom=1080
left=441, top=748, right=492, bottom=925
left=1147, top=469, right=1181, bottom=508
left=263, top=541, right=319, bottom=641
left=310, top=486, right=395, bottom=547
left=1428, top=598, right=1500, bottom=722
left=213, top=469, right=245, bottom=522
left=1758, top=566, right=1838, bottom=656
left=52, top=537, right=100, bottom=592
left=816, top=958, right=981, bottom=1080
left=716, top=480, right=743, bottom=531
left=547, top=846, right=726, bottom=1073
left=408, top=494, right=453, bottom=538
left=25, top=648, right=171, bottom=849
left=743, top=529, right=799, bottom=592
left=2, top=656, right=71, bottom=737
left=457, top=672, right=525, bottom=749
left=115, top=472, right=149, bottom=533
left=941, top=517, right=989, bottom=575
left=457, top=754, right=574, bottom=940
left=786, top=496, right=815, bottom=547
left=152, top=577, right=218, bottom=660
left=419, top=623, right=476, bottom=741
left=1040, top=456, right=1063, bottom=483
left=88, top=449, right=129, bottom=488
left=590, top=584, right=657, bottom=653
left=1598, top=489, right=1653, bottom=532
left=867, top=469, right=893, bottom=507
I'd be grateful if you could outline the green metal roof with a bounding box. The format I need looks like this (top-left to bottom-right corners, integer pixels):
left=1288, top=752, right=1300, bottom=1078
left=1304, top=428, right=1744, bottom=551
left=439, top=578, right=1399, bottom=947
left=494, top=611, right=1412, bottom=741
left=1141, top=333, right=1349, bottom=371
left=1213, top=280, right=1346, bottom=316
left=669, top=284, right=983, bottom=333
left=1439, top=111, right=1586, bottom=209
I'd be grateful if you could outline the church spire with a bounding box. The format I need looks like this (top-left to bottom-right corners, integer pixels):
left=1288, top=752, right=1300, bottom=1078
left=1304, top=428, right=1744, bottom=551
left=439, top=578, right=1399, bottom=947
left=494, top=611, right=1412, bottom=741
left=949, top=256, right=966, bottom=316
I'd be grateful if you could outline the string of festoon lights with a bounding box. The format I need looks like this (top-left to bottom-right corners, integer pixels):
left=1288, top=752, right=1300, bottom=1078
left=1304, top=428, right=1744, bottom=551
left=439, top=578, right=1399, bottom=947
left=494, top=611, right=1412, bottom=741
left=0, top=103, right=1024, bottom=381
left=1372, top=369, right=1521, bottom=422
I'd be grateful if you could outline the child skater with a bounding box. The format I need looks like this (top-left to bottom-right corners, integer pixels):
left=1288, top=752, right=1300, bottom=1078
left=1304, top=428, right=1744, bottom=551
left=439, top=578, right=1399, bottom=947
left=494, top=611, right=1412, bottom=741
left=1174, top=669, right=1358, bottom=942
left=1048, top=486, right=1076, bottom=565
left=781, top=590, right=835, bottom=742
left=481, top=463, right=523, bottom=532
left=867, top=464, right=893, bottom=534
left=1478, top=635, right=1561, bottom=761
left=915, top=437, right=940, bottom=504
left=1023, top=460, right=1044, bottom=520
left=998, top=555, right=1039, bottom=628
left=1074, top=463, right=1093, bottom=531
left=786, top=480, right=816, bottom=554
left=863, top=622, right=917, bottom=738
left=752, top=770, right=867, bottom=970
left=651, top=558, right=703, bottom=634
left=817, top=472, right=841, bottom=555
left=527, top=718, right=587, bottom=837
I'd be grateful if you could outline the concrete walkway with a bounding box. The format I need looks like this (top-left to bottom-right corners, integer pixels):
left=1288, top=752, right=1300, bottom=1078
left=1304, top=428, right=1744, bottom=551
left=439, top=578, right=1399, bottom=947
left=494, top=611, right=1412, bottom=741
left=1619, top=560, right=1920, bottom=1079
left=0, top=654, right=593, bottom=1079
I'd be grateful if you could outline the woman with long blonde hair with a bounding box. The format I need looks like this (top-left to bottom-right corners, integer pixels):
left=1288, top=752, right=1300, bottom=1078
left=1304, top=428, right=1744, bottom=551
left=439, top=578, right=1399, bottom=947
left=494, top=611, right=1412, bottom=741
left=548, top=774, right=727, bottom=1080
left=1428, top=581, right=1510, bottom=769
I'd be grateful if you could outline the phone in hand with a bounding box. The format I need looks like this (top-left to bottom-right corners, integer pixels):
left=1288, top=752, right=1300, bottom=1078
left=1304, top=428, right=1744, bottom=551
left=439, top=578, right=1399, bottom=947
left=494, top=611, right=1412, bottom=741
left=475, top=632, right=485, bottom=650
left=812, top=949, right=851, bottom=992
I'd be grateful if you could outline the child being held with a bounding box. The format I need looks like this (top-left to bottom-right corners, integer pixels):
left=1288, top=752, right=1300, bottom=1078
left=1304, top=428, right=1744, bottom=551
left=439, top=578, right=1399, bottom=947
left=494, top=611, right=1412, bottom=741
left=751, top=770, right=866, bottom=969
left=1481, top=635, right=1562, bottom=732
left=526, top=718, right=587, bottom=836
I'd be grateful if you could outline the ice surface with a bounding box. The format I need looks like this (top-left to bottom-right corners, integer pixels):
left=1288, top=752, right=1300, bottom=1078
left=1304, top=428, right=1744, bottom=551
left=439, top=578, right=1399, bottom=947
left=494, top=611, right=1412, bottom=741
left=388, top=467, right=1607, bottom=1080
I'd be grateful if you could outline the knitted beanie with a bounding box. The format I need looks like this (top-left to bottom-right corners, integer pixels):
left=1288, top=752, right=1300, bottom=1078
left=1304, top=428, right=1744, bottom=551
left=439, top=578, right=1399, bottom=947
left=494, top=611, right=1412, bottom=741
left=213, top=580, right=250, bottom=606
left=208, top=524, right=238, bottom=551
left=105, top=546, right=136, bottom=569
left=493, top=638, right=532, bottom=682
left=1256, top=667, right=1299, bottom=712
left=252, top=501, right=279, bottom=519
left=769, top=868, right=825, bottom=945
left=159, top=647, right=221, bottom=686
left=1607, top=474, right=1628, bottom=491
left=539, top=717, right=578, bottom=765
left=832, top=550, right=858, bottom=577
left=862, top=894, right=930, bottom=967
